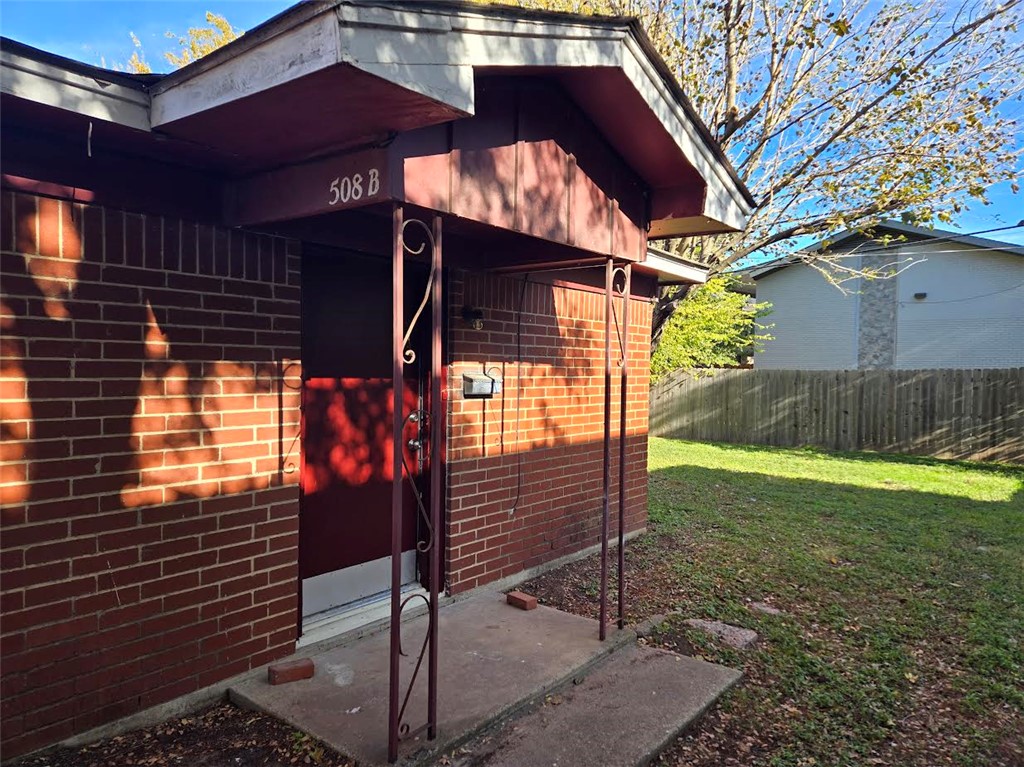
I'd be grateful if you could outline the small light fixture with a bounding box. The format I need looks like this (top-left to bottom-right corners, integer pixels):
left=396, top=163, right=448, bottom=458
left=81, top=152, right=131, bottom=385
left=462, top=306, right=484, bottom=331
left=913, top=292, right=927, bottom=300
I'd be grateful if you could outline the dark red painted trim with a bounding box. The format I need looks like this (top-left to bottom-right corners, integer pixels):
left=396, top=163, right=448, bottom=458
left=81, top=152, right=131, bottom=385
left=0, top=126, right=223, bottom=221
left=395, top=78, right=656, bottom=262
left=1, top=175, right=97, bottom=204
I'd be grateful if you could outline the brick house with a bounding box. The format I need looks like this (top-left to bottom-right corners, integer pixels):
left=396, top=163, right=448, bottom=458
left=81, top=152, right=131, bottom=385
left=0, top=1, right=752, bottom=758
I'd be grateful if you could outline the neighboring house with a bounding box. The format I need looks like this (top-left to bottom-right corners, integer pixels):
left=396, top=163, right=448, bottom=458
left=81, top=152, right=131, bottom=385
left=0, top=1, right=752, bottom=759
left=750, top=221, right=1024, bottom=370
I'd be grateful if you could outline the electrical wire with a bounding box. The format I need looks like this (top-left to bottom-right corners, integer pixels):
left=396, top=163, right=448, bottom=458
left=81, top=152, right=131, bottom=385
left=740, top=223, right=1024, bottom=271
left=802, top=245, right=1024, bottom=259
left=505, top=274, right=528, bottom=514
left=899, top=280, right=1024, bottom=305
left=807, top=223, right=1024, bottom=258
left=821, top=242, right=1024, bottom=259
left=748, top=241, right=1024, bottom=274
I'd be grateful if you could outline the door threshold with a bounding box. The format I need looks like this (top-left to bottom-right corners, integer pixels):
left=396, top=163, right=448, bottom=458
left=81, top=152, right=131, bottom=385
left=298, top=584, right=426, bottom=649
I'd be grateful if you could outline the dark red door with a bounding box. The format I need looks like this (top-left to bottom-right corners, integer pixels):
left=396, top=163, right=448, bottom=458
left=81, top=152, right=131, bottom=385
left=300, top=247, right=428, bottom=617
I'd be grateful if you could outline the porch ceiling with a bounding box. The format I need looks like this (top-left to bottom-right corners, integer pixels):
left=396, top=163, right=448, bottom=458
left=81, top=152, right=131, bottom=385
left=155, top=64, right=464, bottom=170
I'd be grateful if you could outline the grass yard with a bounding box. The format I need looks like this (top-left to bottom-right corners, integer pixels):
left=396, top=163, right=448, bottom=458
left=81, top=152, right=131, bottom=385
left=523, top=438, right=1024, bottom=767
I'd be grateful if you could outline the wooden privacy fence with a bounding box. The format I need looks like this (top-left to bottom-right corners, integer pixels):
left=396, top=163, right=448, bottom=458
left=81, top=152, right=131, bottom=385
left=650, top=368, right=1024, bottom=463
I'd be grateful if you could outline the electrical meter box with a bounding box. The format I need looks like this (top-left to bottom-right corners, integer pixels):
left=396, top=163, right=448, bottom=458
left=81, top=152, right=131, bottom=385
left=463, top=372, right=503, bottom=399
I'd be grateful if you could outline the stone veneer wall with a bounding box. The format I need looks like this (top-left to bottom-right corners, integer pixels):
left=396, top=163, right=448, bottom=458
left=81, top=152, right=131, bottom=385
left=856, top=253, right=899, bottom=369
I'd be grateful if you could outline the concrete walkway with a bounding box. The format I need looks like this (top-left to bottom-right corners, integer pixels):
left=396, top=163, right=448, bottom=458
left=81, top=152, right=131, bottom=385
left=453, top=644, right=741, bottom=767
left=230, top=592, right=738, bottom=766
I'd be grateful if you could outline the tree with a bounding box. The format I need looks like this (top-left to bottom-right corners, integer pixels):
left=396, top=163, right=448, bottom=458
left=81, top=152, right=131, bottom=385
left=650, top=276, right=771, bottom=380
left=126, top=12, right=240, bottom=74
left=498, top=0, right=1024, bottom=341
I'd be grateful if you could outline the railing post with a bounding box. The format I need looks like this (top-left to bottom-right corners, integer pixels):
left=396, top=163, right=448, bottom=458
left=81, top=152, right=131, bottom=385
left=600, top=257, right=613, bottom=640
left=428, top=214, right=442, bottom=739
left=617, top=263, right=631, bottom=630
left=388, top=204, right=404, bottom=764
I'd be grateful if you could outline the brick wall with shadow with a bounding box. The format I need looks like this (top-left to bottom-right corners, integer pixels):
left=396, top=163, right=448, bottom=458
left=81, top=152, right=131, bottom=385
left=0, top=190, right=302, bottom=758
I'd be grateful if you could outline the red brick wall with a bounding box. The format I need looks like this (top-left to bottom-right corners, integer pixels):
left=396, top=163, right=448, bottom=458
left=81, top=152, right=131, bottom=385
left=0, top=190, right=302, bottom=758
left=446, top=270, right=652, bottom=592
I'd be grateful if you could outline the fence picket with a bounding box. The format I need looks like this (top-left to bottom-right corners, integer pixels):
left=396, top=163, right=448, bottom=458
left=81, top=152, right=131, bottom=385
left=649, top=368, right=1023, bottom=463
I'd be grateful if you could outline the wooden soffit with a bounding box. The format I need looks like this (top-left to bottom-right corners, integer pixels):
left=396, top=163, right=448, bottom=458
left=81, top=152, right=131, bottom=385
left=227, top=78, right=671, bottom=262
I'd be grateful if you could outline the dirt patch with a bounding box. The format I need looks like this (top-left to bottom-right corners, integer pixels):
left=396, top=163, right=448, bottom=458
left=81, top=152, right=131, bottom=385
left=10, top=702, right=355, bottom=767
left=521, top=530, right=695, bottom=622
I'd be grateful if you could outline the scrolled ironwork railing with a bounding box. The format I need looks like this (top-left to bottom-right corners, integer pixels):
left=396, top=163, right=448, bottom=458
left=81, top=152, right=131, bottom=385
left=388, top=209, right=443, bottom=762
left=395, top=591, right=433, bottom=741
left=398, top=218, right=437, bottom=365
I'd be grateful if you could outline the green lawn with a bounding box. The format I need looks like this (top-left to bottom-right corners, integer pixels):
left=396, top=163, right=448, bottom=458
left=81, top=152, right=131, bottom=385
left=640, top=439, right=1024, bottom=766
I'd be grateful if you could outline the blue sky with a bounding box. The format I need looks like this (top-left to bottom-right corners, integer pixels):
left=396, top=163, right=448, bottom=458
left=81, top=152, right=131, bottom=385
left=1, top=1, right=1020, bottom=245
left=0, top=2, right=293, bottom=69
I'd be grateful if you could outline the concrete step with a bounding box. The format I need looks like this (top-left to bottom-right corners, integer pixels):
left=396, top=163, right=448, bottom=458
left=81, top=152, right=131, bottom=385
left=229, top=593, right=635, bottom=766
left=451, top=644, right=741, bottom=767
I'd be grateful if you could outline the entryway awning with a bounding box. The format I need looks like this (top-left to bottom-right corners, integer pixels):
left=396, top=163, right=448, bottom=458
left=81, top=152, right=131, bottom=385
left=1, top=0, right=754, bottom=244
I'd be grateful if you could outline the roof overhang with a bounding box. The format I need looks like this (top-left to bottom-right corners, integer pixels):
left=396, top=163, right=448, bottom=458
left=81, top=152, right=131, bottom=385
left=0, top=0, right=753, bottom=237
left=636, top=246, right=709, bottom=285
left=0, top=39, right=151, bottom=131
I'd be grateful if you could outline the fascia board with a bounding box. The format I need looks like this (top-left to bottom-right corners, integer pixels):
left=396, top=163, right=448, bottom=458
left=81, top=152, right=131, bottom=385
left=1, top=48, right=151, bottom=131
left=335, top=4, right=472, bottom=113
left=335, top=3, right=626, bottom=114
left=641, top=249, right=709, bottom=284
left=619, top=34, right=751, bottom=231
left=151, top=12, right=341, bottom=127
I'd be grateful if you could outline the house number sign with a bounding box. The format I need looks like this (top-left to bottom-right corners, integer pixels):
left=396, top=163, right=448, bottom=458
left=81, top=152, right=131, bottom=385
left=328, top=168, right=381, bottom=206
left=226, top=147, right=391, bottom=227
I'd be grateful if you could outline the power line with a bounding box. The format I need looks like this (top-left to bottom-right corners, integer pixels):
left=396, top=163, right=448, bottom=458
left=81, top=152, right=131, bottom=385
left=810, top=222, right=1024, bottom=258
left=814, top=244, right=1024, bottom=258
left=739, top=223, right=1024, bottom=271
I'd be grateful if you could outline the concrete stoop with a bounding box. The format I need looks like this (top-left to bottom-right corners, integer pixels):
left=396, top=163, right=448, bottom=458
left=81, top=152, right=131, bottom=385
left=228, top=593, right=739, bottom=766
left=451, top=644, right=741, bottom=767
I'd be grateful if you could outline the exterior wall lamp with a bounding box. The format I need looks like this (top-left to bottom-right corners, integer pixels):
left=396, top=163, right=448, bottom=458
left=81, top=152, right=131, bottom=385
left=462, top=306, right=485, bottom=330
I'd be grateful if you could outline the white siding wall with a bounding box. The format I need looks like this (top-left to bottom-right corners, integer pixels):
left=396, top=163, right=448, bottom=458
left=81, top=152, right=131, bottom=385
left=895, top=245, right=1024, bottom=369
left=755, top=263, right=858, bottom=369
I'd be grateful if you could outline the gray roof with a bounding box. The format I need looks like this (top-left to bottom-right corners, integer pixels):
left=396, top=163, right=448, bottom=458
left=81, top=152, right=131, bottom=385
left=746, top=220, right=1024, bottom=280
